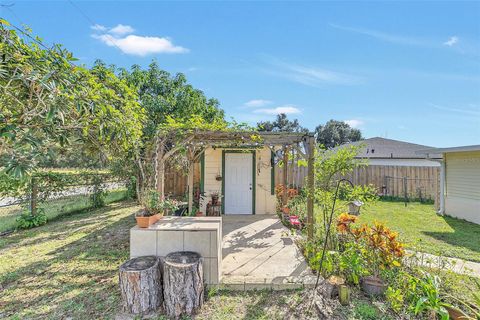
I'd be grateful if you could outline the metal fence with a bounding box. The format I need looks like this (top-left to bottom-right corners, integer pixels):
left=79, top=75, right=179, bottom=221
left=0, top=178, right=127, bottom=234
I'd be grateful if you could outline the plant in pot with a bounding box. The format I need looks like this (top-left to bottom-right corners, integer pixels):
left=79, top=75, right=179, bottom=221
left=135, top=190, right=163, bottom=228
left=337, top=215, right=404, bottom=296
left=356, top=222, right=405, bottom=296
left=160, top=198, right=180, bottom=216
left=210, top=191, right=222, bottom=206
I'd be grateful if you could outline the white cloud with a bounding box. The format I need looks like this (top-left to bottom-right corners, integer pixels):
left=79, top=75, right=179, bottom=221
left=109, top=24, right=135, bottom=36
left=254, top=105, right=301, bottom=115
left=345, top=119, right=364, bottom=128
left=443, top=36, right=458, bottom=47
left=244, top=99, right=272, bottom=108
left=265, top=57, right=363, bottom=87
left=91, top=24, right=107, bottom=32
left=92, top=34, right=188, bottom=56
left=91, top=24, right=188, bottom=56
left=430, top=103, right=480, bottom=116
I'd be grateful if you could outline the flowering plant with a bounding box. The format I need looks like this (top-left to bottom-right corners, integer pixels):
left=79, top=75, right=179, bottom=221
left=336, top=213, right=405, bottom=276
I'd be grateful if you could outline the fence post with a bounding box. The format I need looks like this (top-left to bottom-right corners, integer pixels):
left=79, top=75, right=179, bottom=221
left=403, top=176, right=408, bottom=207
left=30, top=176, right=37, bottom=216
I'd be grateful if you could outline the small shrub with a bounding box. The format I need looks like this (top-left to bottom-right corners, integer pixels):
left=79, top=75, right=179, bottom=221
left=385, top=286, right=404, bottom=313
left=126, top=175, right=137, bottom=200
left=354, top=301, right=379, bottom=320
left=16, top=209, right=47, bottom=229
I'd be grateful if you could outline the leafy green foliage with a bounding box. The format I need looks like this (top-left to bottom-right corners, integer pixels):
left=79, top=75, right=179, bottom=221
left=0, top=22, right=144, bottom=179
left=410, top=272, right=451, bottom=319
left=16, top=209, right=47, bottom=229
left=257, top=113, right=308, bottom=133
left=89, top=175, right=107, bottom=208
left=353, top=301, right=379, bottom=320
left=315, top=119, right=363, bottom=149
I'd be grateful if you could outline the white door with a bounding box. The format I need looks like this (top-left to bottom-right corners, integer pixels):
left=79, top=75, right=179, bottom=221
left=224, top=153, right=253, bottom=214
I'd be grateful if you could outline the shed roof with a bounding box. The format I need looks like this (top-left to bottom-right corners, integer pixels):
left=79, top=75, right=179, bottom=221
left=339, top=137, right=442, bottom=159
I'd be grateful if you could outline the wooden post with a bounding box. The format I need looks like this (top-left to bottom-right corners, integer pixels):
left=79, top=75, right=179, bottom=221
left=155, top=140, right=166, bottom=200
left=282, top=146, right=288, bottom=207
left=30, top=176, right=37, bottom=216
left=187, top=148, right=194, bottom=215
left=306, top=136, right=315, bottom=240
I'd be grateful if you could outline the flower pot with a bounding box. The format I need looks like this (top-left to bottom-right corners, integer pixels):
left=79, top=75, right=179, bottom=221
left=136, top=215, right=158, bottom=228
left=445, top=305, right=469, bottom=320
left=361, top=276, right=386, bottom=296
left=195, top=211, right=203, bottom=217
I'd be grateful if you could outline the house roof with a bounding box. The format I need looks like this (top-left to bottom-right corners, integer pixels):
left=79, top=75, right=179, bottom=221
left=339, top=137, right=442, bottom=159
left=416, top=144, right=480, bottom=156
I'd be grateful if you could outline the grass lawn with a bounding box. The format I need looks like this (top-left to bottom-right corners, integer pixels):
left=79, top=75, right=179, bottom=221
left=357, top=201, right=480, bottom=262
left=0, top=189, right=127, bottom=233
left=1, top=200, right=478, bottom=319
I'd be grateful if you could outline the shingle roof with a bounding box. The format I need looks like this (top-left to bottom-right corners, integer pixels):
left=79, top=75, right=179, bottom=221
left=339, top=137, right=442, bottom=159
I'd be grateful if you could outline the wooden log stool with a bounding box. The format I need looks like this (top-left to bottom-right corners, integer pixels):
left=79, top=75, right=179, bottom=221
left=119, top=256, right=163, bottom=315
left=163, top=251, right=204, bottom=319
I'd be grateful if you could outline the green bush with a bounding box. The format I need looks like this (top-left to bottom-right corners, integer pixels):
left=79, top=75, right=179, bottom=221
left=16, top=210, right=47, bottom=229
left=354, top=301, right=379, bottom=320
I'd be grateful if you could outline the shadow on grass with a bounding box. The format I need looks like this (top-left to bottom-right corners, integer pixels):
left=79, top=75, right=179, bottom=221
left=0, top=201, right=138, bottom=319
left=422, top=214, right=480, bottom=257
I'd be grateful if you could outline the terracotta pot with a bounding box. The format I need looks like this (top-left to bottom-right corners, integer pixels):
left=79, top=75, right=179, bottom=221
left=195, top=211, right=203, bottom=217
left=445, top=305, right=469, bottom=320
left=361, top=276, right=386, bottom=296
left=136, top=215, right=158, bottom=228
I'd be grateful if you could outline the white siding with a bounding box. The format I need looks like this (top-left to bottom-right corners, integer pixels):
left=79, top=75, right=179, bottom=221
left=444, top=151, right=480, bottom=224
left=202, top=147, right=276, bottom=215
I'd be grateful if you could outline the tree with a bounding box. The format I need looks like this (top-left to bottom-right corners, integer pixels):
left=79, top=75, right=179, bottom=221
left=315, top=120, right=362, bottom=149
left=0, top=20, right=144, bottom=179
left=117, top=61, right=227, bottom=200
left=257, top=113, right=308, bottom=133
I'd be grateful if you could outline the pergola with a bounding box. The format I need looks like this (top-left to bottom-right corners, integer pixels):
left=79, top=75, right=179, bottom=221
left=156, top=131, right=316, bottom=239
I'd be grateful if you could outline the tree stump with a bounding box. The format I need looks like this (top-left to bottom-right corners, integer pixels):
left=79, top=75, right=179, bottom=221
left=163, top=251, right=204, bottom=319
left=119, top=256, right=163, bottom=315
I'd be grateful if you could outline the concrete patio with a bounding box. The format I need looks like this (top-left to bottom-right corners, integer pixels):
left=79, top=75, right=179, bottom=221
left=221, top=215, right=315, bottom=290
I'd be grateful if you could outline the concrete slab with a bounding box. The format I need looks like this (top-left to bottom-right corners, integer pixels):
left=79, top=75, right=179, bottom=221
left=221, top=215, right=314, bottom=290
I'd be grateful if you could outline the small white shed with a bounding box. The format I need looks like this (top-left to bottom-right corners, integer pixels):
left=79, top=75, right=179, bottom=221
left=419, top=145, right=480, bottom=224
left=200, top=146, right=276, bottom=215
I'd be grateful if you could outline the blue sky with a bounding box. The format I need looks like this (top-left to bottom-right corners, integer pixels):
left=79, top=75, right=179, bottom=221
left=2, top=1, right=480, bottom=147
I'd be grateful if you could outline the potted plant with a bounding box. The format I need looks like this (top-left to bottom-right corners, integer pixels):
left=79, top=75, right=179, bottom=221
left=215, top=174, right=222, bottom=181
left=136, top=190, right=163, bottom=228
left=337, top=215, right=404, bottom=296
left=210, top=191, right=221, bottom=205
left=358, top=222, right=404, bottom=296
left=160, top=198, right=180, bottom=216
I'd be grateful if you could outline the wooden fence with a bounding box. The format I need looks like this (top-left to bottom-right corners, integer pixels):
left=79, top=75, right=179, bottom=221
left=275, top=164, right=440, bottom=202
left=164, top=163, right=200, bottom=197
left=165, top=162, right=439, bottom=205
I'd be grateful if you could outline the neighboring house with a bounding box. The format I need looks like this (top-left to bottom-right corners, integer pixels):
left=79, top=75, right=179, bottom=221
left=418, top=145, right=480, bottom=225
left=345, top=137, right=442, bottom=166
left=200, top=146, right=276, bottom=215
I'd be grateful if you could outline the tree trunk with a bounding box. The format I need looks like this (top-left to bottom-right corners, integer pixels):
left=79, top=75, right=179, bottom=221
left=163, top=251, right=204, bottom=319
left=119, top=256, right=163, bottom=315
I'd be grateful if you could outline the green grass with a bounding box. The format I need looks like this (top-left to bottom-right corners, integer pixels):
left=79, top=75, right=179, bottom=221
left=357, top=201, right=480, bottom=262
left=0, top=200, right=478, bottom=319
left=0, top=189, right=127, bottom=233
left=0, top=201, right=314, bottom=319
